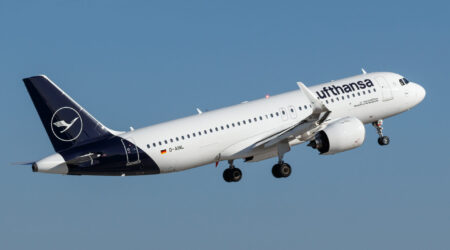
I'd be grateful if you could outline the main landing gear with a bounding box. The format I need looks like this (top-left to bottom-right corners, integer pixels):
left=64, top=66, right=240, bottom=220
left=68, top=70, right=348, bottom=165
left=272, top=162, right=291, bottom=178
left=223, top=160, right=242, bottom=182
left=373, top=119, right=390, bottom=146
left=272, top=145, right=291, bottom=179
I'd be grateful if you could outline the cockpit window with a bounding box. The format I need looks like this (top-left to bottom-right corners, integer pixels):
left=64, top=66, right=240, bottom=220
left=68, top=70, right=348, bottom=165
left=399, top=78, right=410, bottom=86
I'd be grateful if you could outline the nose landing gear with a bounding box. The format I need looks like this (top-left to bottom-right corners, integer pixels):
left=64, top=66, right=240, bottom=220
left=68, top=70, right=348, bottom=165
left=373, top=120, right=390, bottom=146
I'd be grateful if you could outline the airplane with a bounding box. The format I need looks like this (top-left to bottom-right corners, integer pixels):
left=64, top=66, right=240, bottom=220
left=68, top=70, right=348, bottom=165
left=18, top=70, right=425, bottom=182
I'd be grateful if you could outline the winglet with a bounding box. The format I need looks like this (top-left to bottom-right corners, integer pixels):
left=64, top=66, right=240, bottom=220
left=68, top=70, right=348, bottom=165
left=297, top=82, right=329, bottom=113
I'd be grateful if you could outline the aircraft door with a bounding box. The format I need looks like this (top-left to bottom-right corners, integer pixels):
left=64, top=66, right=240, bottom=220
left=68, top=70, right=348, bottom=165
left=376, top=76, right=393, bottom=102
left=280, top=107, right=289, bottom=121
left=121, top=138, right=141, bottom=166
left=288, top=105, right=297, bottom=119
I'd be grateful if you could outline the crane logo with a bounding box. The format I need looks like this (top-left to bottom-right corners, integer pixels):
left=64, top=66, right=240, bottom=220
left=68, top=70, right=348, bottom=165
left=50, top=107, right=83, bottom=142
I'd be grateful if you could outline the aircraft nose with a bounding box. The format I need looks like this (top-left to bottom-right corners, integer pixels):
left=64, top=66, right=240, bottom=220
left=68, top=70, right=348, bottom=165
left=416, top=83, right=426, bottom=103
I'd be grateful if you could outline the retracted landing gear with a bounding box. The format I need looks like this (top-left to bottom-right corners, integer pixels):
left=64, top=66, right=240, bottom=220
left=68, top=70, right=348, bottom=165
left=223, top=160, right=242, bottom=182
left=373, top=120, right=390, bottom=146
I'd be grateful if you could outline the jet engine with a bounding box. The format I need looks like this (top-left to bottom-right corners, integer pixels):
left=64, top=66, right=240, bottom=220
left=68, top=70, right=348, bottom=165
left=308, top=117, right=365, bottom=155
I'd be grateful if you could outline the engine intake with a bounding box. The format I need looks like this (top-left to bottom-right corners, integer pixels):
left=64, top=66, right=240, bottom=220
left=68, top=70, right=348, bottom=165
left=308, top=117, right=365, bottom=155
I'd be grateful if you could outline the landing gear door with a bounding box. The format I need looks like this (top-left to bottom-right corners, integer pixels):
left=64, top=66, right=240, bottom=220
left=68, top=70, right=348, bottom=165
left=376, top=76, right=393, bottom=102
left=121, top=138, right=141, bottom=166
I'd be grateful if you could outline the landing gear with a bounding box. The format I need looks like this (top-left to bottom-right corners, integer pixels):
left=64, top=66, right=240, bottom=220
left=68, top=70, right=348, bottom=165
left=373, top=119, right=390, bottom=146
left=223, top=160, right=242, bottom=182
left=378, top=136, right=390, bottom=146
left=272, top=162, right=291, bottom=178
left=272, top=143, right=292, bottom=179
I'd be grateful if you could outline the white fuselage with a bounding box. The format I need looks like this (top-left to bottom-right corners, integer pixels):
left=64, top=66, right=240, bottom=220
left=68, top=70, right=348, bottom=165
left=117, top=72, right=425, bottom=173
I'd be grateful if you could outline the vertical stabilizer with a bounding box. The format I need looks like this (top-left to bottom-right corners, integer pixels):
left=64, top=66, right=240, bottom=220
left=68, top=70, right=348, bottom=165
left=23, top=75, right=113, bottom=152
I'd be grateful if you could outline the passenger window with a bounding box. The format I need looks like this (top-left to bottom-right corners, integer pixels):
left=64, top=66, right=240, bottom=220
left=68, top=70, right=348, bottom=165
left=259, top=116, right=263, bottom=120
left=368, top=90, right=371, bottom=93
left=198, top=131, right=202, bottom=136
left=176, top=138, right=179, bottom=142
left=232, top=123, right=235, bottom=127
left=226, top=124, right=230, bottom=128
left=326, top=100, right=329, bottom=104
left=270, top=114, right=274, bottom=118
left=159, top=141, right=162, bottom=145
left=187, top=134, right=190, bottom=139
left=352, top=93, right=356, bottom=97
left=147, top=144, right=150, bottom=148
left=242, top=120, right=246, bottom=125
left=358, top=92, right=361, bottom=96
left=221, top=126, right=224, bottom=130
left=170, top=138, right=173, bottom=142
left=192, top=133, right=196, bottom=137
left=153, top=143, right=156, bottom=147
left=363, top=91, right=366, bottom=95
left=204, top=130, right=207, bottom=134
left=181, top=136, right=184, bottom=140
left=254, top=117, right=257, bottom=122
left=282, top=110, right=285, bottom=115
left=304, top=105, right=307, bottom=109
left=210, top=128, right=213, bottom=132
left=237, top=122, right=241, bottom=126
left=347, top=95, right=350, bottom=99
left=299, top=106, right=302, bottom=111
left=276, top=112, right=279, bottom=116
left=331, top=99, right=334, bottom=103
left=336, top=97, right=339, bottom=101
left=373, top=88, right=376, bottom=92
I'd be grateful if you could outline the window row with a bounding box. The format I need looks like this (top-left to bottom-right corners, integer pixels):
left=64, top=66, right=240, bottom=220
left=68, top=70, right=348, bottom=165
left=146, top=104, right=314, bottom=149
left=323, top=88, right=377, bottom=104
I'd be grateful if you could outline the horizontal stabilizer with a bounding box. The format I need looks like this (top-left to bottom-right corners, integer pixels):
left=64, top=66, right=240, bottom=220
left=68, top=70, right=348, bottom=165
left=11, top=161, right=35, bottom=166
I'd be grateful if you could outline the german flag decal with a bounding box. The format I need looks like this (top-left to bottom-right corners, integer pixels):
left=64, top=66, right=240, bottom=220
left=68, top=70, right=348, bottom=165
left=160, top=149, right=167, bottom=155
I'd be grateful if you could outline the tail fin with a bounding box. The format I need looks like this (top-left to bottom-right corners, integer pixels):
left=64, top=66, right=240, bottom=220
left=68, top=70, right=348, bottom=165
left=23, top=75, right=114, bottom=152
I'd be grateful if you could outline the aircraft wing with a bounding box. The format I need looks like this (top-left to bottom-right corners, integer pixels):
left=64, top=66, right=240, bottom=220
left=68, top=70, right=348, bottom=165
left=219, top=82, right=331, bottom=160
left=253, top=82, right=331, bottom=148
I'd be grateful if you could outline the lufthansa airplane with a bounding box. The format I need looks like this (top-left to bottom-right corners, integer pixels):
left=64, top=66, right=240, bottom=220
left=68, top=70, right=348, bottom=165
left=19, top=71, right=425, bottom=182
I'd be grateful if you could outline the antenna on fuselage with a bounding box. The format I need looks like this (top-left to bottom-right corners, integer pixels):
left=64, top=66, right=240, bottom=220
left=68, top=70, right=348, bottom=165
left=196, top=108, right=203, bottom=114
left=361, top=68, right=367, bottom=74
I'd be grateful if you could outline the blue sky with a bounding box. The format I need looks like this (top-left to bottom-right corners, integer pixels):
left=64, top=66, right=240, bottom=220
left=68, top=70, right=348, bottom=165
left=1, top=0, right=449, bottom=249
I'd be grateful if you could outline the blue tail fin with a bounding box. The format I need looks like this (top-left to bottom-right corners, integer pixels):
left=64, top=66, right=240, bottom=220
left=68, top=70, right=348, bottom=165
left=23, top=75, right=113, bottom=152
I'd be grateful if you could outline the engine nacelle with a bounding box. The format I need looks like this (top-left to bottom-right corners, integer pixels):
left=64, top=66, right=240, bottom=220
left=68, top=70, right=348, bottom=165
left=308, top=117, right=365, bottom=155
